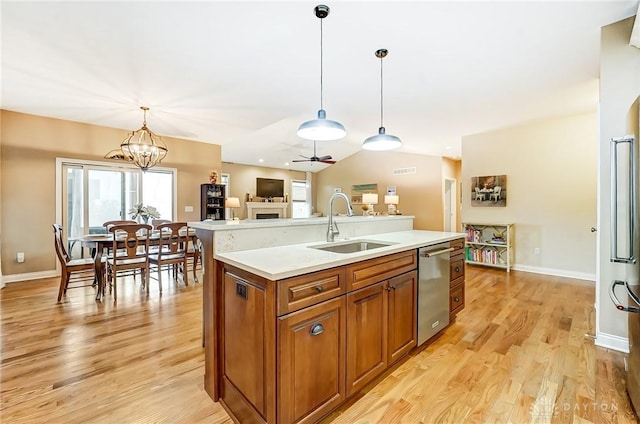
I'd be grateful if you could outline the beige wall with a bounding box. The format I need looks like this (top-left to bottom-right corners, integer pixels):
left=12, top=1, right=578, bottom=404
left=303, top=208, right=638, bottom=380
left=1, top=110, right=221, bottom=277
left=315, top=149, right=456, bottom=231
left=462, top=111, right=598, bottom=278
left=220, top=163, right=306, bottom=220
left=597, top=16, right=640, bottom=344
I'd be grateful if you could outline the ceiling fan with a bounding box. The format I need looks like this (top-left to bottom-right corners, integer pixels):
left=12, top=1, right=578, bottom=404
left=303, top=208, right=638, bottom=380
left=292, top=141, right=336, bottom=164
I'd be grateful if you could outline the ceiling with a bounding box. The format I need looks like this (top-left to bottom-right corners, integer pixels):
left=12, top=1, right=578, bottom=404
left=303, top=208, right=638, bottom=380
left=2, top=1, right=638, bottom=172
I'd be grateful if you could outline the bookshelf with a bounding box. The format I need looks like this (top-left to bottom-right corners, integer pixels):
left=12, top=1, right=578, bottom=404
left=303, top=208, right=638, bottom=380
left=462, top=222, right=513, bottom=272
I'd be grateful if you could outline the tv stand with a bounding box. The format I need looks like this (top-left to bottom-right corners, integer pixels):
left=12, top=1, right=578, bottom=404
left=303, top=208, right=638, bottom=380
left=246, top=202, right=289, bottom=219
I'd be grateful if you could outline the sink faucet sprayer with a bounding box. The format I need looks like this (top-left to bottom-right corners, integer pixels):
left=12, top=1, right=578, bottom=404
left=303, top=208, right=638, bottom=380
left=327, top=192, right=354, bottom=242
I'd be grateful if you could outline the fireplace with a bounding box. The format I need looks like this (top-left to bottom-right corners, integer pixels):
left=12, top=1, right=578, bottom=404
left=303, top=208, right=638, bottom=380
left=256, top=213, right=279, bottom=219
left=246, top=202, right=288, bottom=219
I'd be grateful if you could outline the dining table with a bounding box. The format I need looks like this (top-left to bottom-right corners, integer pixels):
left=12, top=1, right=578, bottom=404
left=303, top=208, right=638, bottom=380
left=75, top=229, right=197, bottom=300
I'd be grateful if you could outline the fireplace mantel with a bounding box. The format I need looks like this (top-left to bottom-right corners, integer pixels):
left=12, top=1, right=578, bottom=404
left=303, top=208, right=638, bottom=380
left=246, top=202, right=289, bottom=219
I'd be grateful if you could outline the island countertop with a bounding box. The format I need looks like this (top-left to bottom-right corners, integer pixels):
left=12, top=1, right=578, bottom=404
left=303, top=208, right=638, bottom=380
left=214, top=229, right=465, bottom=280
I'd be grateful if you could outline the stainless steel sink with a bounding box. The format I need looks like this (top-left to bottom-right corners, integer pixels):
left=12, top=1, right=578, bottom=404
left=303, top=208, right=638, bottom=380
left=310, top=240, right=394, bottom=254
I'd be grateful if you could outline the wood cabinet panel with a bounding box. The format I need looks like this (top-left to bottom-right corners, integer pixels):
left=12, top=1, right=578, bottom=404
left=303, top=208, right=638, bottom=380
left=387, top=271, right=417, bottom=365
left=277, top=267, right=345, bottom=316
left=346, top=250, right=417, bottom=292
left=450, top=255, right=465, bottom=283
left=450, top=283, right=465, bottom=318
left=221, top=269, right=275, bottom=423
left=278, top=297, right=346, bottom=424
left=346, top=282, right=388, bottom=397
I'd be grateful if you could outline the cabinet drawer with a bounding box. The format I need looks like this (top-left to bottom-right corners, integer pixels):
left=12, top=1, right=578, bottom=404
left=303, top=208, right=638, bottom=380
left=450, top=283, right=465, bottom=316
left=346, top=250, right=417, bottom=292
left=277, top=267, right=346, bottom=315
left=450, top=238, right=465, bottom=256
left=450, top=255, right=465, bottom=282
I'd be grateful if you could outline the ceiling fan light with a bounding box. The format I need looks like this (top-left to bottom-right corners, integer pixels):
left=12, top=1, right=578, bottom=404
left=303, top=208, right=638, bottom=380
left=297, top=109, right=347, bottom=141
left=362, top=127, right=402, bottom=151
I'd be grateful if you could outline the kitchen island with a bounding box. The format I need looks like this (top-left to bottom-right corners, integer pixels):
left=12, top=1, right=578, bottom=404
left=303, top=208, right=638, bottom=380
left=188, top=217, right=465, bottom=424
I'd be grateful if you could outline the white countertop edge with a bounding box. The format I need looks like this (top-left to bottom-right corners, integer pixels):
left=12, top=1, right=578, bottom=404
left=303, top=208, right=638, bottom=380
left=214, top=230, right=465, bottom=280
left=188, top=215, right=414, bottom=231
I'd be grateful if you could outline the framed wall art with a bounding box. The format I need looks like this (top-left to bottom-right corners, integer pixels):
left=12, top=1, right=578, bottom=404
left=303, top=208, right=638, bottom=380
left=471, top=175, right=507, bottom=207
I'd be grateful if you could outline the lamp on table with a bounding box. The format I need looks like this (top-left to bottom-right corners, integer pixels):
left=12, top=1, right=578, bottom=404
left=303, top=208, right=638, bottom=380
left=225, top=197, right=240, bottom=220
left=362, top=193, right=379, bottom=216
left=384, top=194, right=399, bottom=215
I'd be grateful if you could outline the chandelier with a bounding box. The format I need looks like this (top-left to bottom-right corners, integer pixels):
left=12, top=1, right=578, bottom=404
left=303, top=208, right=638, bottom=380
left=119, top=106, right=168, bottom=171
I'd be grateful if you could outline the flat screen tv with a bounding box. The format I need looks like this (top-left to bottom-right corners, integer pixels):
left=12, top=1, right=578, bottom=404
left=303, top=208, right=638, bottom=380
left=256, top=178, right=284, bottom=198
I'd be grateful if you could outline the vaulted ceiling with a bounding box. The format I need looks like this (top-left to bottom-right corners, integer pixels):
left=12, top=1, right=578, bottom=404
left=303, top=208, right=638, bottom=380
left=2, top=1, right=638, bottom=171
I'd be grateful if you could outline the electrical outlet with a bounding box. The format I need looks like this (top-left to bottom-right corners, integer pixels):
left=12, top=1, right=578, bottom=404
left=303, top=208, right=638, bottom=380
left=184, top=205, right=194, bottom=212
left=534, top=247, right=540, bottom=256
left=17, top=252, right=25, bottom=263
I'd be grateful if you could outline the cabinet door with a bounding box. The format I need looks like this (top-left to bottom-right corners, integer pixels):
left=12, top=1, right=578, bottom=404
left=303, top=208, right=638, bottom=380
left=346, top=281, right=388, bottom=397
left=387, top=271, right=417, bottom=365
left=278, top=297, right=346, bottom=424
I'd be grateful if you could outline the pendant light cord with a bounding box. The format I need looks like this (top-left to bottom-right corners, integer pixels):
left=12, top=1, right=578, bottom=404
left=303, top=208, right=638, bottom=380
left=320, top=17, right=324, bottom=111
left=379, top=55, right=384, bottom=128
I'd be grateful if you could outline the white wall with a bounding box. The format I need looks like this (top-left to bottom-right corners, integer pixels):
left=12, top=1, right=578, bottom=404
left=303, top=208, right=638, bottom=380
left=462, top=112, right=598, bottom=280
left=596, top=16, right=640, bottom=351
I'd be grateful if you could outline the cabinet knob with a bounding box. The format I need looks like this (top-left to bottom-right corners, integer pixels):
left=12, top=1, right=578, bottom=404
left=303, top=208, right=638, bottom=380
left=314, top=285, right=324, bottom=293
left=455, top=266, right=461, bottom=273
left=454, top=296, right=460, bottom=302
left=310, top=324, right=324, bottom=336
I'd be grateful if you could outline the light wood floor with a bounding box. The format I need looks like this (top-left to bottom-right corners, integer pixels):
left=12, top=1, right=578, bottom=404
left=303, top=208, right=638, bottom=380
left=1, top=266, right=637, bottom=423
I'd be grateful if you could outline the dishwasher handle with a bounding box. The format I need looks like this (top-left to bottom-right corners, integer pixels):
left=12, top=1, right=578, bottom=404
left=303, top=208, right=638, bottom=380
left=420, top=247, right=454, bottom=258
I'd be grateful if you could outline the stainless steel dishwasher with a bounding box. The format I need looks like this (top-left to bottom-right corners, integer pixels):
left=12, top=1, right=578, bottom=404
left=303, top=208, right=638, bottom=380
left=417, top=242, right=453, bottom=345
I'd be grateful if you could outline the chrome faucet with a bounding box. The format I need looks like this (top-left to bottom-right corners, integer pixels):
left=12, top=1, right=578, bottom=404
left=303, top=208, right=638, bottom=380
left=327, top=192, right=354, bottom=242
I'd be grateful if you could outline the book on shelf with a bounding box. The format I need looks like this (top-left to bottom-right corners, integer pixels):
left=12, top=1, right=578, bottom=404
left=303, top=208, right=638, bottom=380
left=490, top=238, right=506, bottom=244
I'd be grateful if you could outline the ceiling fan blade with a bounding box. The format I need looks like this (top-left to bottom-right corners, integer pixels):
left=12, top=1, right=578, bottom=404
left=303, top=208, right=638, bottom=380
left=292, top=159, right=311, bottom=162
left=319, top=159, right=336, bottom=164
left=298, top=154, right=310, bottom=159
left=317, top=155, right=332, bottom=161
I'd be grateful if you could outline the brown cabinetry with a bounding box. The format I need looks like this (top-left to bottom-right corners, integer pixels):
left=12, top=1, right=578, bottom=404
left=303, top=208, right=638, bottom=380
left=449, top=238, right=466, bottom=320
left=218, top=250, right=418, bottom=424
left=201, top=183, right=226, bottom=220
left=278, top=296, right=346, bottom=424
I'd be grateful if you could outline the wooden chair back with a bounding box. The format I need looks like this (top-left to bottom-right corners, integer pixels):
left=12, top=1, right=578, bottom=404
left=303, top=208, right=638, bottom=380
left=52, top=223, right=71, bottom=264
left=108, top=223, right=152, bottom=259
left=149, top=222, right=189, bottom=290
left=103, top=220, right=136, bottom=231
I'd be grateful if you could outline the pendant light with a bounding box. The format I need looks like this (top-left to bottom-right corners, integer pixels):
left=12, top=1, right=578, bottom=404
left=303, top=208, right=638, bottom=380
left=297, top=4, right=346, bottom=141
left=362, top=49, right=402, bottom=151
left=120, top=106, right=168, bottom=171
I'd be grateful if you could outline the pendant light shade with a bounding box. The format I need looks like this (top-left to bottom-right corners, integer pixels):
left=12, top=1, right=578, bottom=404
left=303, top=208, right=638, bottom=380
left=297, top=5, right=346, bottom=141
left=120, top=106, right=168, bottom=171
left=362, top=49, right=402, bottom=151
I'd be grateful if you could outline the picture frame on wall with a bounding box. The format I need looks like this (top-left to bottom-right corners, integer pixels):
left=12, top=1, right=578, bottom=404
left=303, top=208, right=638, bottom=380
left=471, top=175, right=507, bottom=207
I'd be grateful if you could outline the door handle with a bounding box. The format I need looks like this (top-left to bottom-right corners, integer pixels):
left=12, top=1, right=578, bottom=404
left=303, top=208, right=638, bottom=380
left=310, top=323, right=324, bottom=336
left=421, top=247, right=454, bottom=258
left=610, top=135, right=636, bottom=263
left=590, top=227, right=597, bottom=232
left=609, top=280, right=640, bottom=313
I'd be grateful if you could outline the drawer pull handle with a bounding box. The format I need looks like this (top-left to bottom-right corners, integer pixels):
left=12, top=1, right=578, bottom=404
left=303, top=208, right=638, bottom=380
left=454, top=297, right=460, bottom=302
left=455, top=266, right=461, bottom=273
left=310, top=324, right=324, bottom=336
left=314, top=285, right=324, bottom=293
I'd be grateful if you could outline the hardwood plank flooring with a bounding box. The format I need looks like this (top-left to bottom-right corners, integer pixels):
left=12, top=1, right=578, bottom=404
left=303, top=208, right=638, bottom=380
left=1, top=266, right=637, bottom=423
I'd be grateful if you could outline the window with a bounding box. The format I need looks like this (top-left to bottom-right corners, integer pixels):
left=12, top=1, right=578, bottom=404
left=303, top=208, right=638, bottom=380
left=291, top=179, right=310, bottom=218
left=56, top=158, right=176, bottom=256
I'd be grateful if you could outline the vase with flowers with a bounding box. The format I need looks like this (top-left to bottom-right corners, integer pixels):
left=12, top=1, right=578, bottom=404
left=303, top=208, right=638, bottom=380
left=129, top=203, right=160, bottom=224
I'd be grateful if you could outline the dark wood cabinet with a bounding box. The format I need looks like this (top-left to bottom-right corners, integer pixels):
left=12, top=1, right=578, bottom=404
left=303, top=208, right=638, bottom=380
left=387, top=271, right=417, bottom=365
left=346, top=281, right=388, bottom=397
left=201, top=183, right=226, bottom=220
left=449, top=238, right=466, bottom=320
left=278, top=297, right=346, bottom=424
left=217, top=251, right=418, bottom=424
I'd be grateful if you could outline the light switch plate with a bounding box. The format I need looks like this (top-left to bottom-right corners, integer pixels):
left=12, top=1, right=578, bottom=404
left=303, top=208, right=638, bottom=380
left=185, top=205, right=194, bottom=212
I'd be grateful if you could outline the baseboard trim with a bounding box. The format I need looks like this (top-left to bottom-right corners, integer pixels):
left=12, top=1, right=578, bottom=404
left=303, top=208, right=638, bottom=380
left=511, top=264, right=595, bottom=282
left=2, top=270, right=58, bottom=284
left=595, top=332, right=630, bottom=353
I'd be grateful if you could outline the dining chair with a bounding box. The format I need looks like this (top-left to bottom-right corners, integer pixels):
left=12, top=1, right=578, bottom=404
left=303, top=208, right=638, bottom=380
left=474, top=187, right=486, bottom=201
left=490, top=186, right=502, bottom=202
left=149, top=222, right=189, bottom=292
left=105, top=223, right=152, bottom=301
left=52, top=224, right=96, bottom=302
left=185, top=233, right=201, bottom=283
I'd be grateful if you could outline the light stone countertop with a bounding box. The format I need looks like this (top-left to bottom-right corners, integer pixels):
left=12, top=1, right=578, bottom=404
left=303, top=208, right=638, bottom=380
left=214, top=230, right=465, bottom=280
